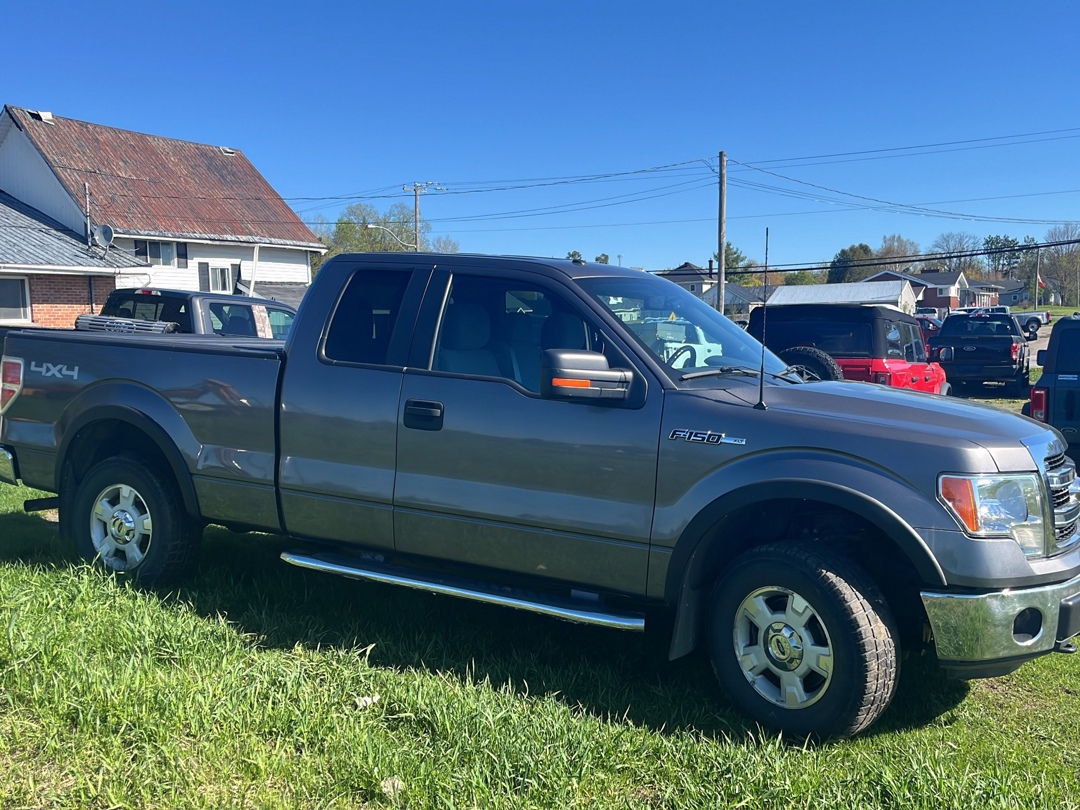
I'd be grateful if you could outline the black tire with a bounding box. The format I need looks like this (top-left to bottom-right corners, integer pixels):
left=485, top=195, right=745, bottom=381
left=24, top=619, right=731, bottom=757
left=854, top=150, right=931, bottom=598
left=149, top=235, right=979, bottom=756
left=939, top=382, right=953, bottom=396
left=69, top=455, right=201, bottom=585
left=1024, top=319, right=1041, bottom=334
left=778, top=346, right=845, bottom=382
left=707, top=543, right=899, bottom=739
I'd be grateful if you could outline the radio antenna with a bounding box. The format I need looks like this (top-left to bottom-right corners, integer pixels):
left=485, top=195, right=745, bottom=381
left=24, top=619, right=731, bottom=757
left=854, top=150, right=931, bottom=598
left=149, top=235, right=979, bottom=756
left=754, top=228, right=769, bottom=411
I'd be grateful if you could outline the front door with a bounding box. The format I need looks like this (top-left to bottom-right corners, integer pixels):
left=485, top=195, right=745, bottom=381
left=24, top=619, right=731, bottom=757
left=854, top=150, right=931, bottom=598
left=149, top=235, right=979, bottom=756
left=393, top=269, right=661, bottom=595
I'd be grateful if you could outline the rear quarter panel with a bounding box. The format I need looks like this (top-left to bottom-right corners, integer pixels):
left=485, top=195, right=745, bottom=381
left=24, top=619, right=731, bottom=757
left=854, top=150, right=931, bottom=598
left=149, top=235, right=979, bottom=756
left=2, top=330, right=284, bottom=529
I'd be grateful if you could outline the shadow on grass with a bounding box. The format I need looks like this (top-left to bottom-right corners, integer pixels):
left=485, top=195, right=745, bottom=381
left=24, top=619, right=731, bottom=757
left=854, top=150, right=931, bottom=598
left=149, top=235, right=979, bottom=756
left=0, top=512, right=970, bottom=743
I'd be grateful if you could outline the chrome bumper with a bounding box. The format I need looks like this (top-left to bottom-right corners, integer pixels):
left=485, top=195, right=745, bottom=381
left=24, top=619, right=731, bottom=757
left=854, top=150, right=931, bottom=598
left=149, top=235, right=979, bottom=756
left=922, top=572, right=1080, bottom=664
left=0, top=446, right=16, bottom=486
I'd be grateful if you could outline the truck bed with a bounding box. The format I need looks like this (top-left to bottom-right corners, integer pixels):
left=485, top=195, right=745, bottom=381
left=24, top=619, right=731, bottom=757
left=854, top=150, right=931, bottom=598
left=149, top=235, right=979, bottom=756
left=2, top=328, right=285, bottom=531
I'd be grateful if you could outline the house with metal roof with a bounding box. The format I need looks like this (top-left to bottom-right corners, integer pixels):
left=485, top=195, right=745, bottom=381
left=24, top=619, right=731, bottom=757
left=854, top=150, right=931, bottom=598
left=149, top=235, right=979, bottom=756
left=0, top=189, right=145, bottom=326
left=862, top=268, right=988, bottom=310
left=0, top=105, right=323, bottom=321
left=766, top=279, right=918, bottom=313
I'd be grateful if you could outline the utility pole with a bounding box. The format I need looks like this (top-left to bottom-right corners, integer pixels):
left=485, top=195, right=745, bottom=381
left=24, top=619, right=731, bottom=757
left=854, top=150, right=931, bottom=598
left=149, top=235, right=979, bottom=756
left=404, top=182, right=442, bottom=252
left=717, top=151, right=726, bottom=315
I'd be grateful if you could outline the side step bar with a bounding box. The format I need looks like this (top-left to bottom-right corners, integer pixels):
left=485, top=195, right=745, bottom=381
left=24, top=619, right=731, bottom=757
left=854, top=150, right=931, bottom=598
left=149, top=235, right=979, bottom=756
left=281, top=550, right=645, bottom=631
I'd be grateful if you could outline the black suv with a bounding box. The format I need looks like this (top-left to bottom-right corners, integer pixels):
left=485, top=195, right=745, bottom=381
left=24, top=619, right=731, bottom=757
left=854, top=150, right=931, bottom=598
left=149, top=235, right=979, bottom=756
left=1026, top=315, right=1080, bottom=459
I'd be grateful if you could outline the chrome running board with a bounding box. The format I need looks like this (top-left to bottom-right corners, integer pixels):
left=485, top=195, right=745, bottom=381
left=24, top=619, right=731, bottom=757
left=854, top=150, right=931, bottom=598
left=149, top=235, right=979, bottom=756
left=281, top=550, right=645, bottom=631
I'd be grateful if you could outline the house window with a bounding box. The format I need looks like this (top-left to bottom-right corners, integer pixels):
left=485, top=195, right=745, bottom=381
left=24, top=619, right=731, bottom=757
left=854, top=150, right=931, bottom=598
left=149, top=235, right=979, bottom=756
left=690, top=284, right=697, bottom=292
left=134, top=241, right=188, bottom=268
left=209, top=267, right=231, bottom=292
left=0, top=277, right=30, bottom=321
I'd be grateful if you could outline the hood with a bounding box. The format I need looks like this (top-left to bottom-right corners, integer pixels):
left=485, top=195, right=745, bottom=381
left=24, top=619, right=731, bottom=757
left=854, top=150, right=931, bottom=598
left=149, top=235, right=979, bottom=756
left=676, top=377, right=1056, bottom=475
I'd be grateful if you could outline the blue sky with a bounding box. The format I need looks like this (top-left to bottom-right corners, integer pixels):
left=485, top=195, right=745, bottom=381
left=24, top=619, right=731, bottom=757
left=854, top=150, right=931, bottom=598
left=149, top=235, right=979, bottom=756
left=4, top=0, right=1079, bottom=271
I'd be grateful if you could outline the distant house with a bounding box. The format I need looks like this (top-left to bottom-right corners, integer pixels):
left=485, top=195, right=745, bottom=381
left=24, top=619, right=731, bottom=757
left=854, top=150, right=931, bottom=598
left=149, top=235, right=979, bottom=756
left=862, top=268, right=986, bottom=310
left=699, top=281, right=765, bottom=314
left=657, top=262, right=717, bottom=295
left=0, top=106, right=324, bottom=320
left=0, top=190, right=144, bottom=326
left=766, top=280, right=918, bottom=313
left=998, top=279, right=1031, bottom=307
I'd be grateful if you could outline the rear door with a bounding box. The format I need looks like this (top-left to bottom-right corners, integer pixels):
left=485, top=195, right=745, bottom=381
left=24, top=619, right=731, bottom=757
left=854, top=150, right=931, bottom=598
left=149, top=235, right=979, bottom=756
left=393, top=266, right=661, bottom=595
left=277, top=263, right=430, bottom=550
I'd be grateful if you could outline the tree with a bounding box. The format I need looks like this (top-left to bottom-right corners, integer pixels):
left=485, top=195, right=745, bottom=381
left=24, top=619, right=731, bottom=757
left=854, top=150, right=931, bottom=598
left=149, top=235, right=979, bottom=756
left=713, top=242, right=749, bottom=270
left=566, top=250, right=583, bottom=261
left=827, top=244, right=875, bottom=284
left=784, top=268, right=825, bottom=286
left=875, top=234, right=920, bottom=273
left=983, top=234, right=1022, bottom=279
left=1042, top=223, right=1080, bottom=306
left=594, top=253, right=609, bottom=264
left=311, top=202, right=457, bottom=273
left=928, top=232, right=984, bottom=277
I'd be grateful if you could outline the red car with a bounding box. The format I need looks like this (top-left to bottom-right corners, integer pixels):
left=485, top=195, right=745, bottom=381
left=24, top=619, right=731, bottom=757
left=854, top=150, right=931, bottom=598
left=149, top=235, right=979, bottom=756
left=748, top=304, right=951, bottom=394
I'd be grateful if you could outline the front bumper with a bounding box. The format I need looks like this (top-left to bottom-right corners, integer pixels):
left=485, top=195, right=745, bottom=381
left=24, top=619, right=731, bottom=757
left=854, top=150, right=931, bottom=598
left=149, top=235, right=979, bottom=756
left=920, top=570, right=1080, bottom=678
left=0, top=445, right=16, bottom=486
left=922, top=573, right=1080, bottom=676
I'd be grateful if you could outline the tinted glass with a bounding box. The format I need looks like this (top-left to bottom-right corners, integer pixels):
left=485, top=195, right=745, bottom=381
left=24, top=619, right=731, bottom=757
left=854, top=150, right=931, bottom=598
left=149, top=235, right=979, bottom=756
left=324, top=270, right=413, bottom=365
left=1055, top=331, right=1080, bottom=374
left=760, top=321, right=873, bottom=358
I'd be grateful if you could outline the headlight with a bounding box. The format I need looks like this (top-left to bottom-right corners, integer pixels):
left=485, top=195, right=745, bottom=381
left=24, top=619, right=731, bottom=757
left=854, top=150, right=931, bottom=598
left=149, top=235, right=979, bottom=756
left=939, top=473, right=1046, bottom=557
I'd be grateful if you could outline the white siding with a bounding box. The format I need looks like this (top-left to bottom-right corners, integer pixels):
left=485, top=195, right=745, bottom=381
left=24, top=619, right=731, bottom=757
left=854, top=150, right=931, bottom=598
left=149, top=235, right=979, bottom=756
left=0, top=120, right=86, bottom=233
left=113, top=238, right=311, bottom=290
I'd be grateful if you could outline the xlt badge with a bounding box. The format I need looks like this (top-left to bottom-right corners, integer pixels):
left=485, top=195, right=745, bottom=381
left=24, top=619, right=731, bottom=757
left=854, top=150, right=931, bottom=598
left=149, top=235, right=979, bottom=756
left=668, top=428, right=746, bottom=446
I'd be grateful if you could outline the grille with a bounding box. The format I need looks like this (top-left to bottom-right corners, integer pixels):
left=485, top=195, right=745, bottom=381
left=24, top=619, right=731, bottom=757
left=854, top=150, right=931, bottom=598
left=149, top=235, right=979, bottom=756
left=1046, top=452, right=1080, bottom=555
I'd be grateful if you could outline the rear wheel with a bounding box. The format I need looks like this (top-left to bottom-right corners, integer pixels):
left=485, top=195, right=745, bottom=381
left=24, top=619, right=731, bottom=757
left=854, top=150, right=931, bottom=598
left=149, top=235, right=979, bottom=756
left=69, top=455, right=200, bottom=585
left=778, top=346, right=844, bottom=382
left=707, top=543, right=899, bottom=739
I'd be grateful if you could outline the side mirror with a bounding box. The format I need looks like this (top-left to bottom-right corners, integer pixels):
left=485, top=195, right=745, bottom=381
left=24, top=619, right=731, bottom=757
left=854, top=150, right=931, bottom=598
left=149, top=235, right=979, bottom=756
left=1037, top=349, right=1046, bottom=365
left=541, top=349, right=630, bottom=402
left=938, top=347, right=954, bottom=362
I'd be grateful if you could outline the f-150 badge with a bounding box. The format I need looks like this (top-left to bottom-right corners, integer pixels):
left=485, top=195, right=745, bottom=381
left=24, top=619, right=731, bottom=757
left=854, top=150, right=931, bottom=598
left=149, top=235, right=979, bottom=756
left=668, top=428, right=745, bottom=445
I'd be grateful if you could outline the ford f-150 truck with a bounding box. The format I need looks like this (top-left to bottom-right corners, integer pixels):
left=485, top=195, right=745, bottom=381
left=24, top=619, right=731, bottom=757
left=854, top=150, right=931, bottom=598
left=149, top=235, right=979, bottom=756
left=929, top=311, right=1031, bottom=396
left=1, top=253, right=1078, bottom=739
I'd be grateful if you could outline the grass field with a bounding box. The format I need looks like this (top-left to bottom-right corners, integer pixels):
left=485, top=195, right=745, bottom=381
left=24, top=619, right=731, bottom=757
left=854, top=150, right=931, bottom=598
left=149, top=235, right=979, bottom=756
left=1, top=472, right=1078, bottom=809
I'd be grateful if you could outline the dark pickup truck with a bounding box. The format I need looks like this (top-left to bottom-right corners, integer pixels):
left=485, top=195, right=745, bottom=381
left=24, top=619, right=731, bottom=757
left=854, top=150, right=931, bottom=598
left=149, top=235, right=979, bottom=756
left=929, top=311, right=1031, bottom=396
left=1027, top=316, right=1080, bottom=460
left=1, top=253, right=1078, bottom=739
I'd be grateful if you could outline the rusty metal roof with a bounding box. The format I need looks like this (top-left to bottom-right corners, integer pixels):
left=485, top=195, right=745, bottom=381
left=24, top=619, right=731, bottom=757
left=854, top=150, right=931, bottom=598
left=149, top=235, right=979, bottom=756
left=7, top=106, right=323, bottom=250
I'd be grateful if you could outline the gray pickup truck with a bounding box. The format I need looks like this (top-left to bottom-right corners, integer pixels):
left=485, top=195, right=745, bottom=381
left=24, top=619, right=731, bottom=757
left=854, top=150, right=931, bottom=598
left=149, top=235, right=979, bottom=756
left=1, top=253, right=1078, bottom=739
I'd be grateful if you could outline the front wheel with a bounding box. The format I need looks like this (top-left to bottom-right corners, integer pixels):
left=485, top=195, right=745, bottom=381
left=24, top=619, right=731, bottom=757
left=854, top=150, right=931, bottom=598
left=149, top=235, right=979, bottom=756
left=69, top=455, right=201, bottom=585
left=707, top=543, right=898, bottom=739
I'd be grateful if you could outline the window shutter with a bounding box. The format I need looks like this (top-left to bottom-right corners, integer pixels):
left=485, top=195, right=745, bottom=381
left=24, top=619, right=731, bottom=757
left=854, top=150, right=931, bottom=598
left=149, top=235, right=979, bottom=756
left=134, top=241, right=148, bottom=263
left=198, top=263, right=210, bottom=292
left=177, top=242, right=188, bottom=269
left=230, top=263, right=241, bottom=293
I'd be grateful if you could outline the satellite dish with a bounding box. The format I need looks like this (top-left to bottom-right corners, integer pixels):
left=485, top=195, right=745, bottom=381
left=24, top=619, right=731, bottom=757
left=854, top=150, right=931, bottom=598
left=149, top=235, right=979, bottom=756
left=91, top=224, right=114, bottom=248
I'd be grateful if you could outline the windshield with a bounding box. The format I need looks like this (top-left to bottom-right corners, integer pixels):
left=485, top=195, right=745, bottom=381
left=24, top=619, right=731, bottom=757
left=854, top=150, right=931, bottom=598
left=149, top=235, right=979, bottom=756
left=577, top=273, right=789, bottom=377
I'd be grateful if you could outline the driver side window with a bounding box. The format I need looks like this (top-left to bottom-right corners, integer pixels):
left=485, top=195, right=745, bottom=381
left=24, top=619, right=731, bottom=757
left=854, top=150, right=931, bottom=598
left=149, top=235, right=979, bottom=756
left=432, top=275, right=604, bottom=393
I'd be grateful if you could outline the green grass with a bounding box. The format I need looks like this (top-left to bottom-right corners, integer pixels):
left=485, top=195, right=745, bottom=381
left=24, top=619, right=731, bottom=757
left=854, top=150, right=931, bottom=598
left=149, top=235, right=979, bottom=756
left=1, top=483, right=1078, bottom=809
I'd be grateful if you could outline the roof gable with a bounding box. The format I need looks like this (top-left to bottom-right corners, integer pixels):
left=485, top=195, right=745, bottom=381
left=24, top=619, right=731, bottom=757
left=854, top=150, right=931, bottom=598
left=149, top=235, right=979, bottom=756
left=6, top=106, right=321, bottom=249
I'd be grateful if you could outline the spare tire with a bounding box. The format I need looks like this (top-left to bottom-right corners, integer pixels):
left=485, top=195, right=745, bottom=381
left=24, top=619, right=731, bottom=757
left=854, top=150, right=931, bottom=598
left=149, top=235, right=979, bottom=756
left=779, top=346, right=845, bottom=382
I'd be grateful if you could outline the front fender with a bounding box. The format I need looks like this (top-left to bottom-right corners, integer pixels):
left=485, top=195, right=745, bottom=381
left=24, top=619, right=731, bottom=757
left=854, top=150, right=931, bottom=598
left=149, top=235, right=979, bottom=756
left=656, top=451, right=950, bottom=659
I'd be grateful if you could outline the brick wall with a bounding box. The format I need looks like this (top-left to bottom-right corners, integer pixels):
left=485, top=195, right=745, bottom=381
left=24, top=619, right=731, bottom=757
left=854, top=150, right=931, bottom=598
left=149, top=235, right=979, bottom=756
left=28, top=274, right=117, bottom=328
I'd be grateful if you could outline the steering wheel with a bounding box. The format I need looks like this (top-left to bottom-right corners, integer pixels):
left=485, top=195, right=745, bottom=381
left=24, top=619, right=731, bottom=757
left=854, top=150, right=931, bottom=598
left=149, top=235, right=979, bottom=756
left=667, top=344, right=698, bottom=368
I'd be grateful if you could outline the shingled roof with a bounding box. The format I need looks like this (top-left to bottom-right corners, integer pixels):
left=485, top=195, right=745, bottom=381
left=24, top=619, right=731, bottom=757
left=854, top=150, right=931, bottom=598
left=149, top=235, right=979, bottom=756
left=0, top=189, right=144, bottom=270
left=6, top=106, right=322, bottom=250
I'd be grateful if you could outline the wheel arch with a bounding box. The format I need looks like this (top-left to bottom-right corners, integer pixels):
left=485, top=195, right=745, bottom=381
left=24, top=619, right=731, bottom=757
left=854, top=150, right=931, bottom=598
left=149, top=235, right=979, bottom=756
left=57, top=404, right=201, bottom=527
left=663, top=479, right=946, bottom=660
